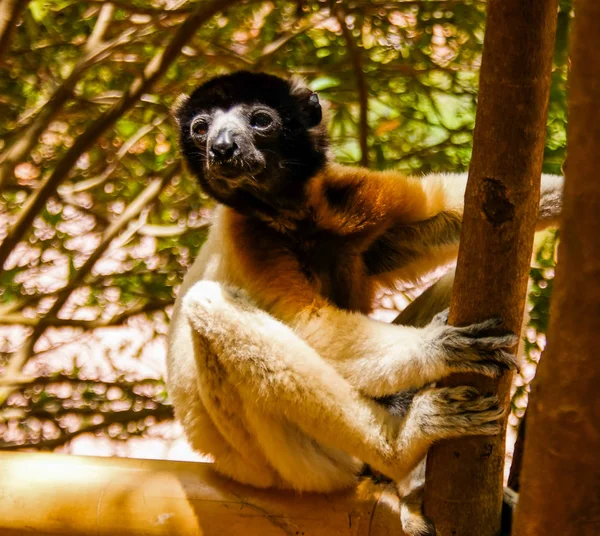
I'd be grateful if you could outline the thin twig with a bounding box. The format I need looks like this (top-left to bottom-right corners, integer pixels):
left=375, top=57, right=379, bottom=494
left=85, top=0, right=195, bottom=15
left=0, top=0, right=239, bottom=271
left=335, top=8, right=370, bottom=167
left=0, top=0, right=29, bottom=64
left=0, top=163, right=179, bottom=403
left=255, top=9, right=333, bottom=68
left=0, top=298, right=172, bottom=330
left=0, top=5, right=131, bottom=188
left=60, top=114, right=168, bottom=196
left=0, top=407, right=174, bottom=451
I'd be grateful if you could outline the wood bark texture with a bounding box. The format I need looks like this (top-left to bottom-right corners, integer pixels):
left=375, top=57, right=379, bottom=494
left=512, top=0, right=600, bottom=533
left=423, top=1, right=558, bottom=534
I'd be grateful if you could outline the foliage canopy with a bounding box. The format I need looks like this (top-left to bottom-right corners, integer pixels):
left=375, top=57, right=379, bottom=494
left=0, top=0, right=567, bottom=452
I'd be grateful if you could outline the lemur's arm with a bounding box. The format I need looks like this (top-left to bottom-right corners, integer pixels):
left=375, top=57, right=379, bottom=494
left=362, top=172, right=563, bottom=282
left=225, top=209, right=516, bottom=398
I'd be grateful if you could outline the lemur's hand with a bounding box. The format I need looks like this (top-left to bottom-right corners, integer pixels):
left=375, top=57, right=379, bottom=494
left=425, top=308, right=519, bottom=378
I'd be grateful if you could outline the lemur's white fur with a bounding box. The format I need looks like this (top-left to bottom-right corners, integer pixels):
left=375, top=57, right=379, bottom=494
left=167, top=171, right=562, bottom=495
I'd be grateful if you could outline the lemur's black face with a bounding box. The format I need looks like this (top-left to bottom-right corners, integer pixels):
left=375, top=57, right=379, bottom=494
left=188, top=102, right=281, bottom=182
left=175, top=71, right=329, bottom=216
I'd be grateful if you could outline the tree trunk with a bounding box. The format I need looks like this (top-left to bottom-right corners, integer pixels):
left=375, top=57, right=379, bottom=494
left=512, top=0, right=600, bottom=533
left=423, top=1, right=558, bottom=535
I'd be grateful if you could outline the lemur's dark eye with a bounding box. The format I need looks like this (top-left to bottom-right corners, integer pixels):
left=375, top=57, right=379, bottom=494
left=191, top=117, right=209, bottom=138
left=250, top=111, right=273, bottom=130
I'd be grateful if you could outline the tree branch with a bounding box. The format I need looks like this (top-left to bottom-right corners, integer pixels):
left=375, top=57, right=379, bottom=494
left=0, top=5, right=137, bottom=190
left=0, top=406, right=174, bottom=451
left=0, top=0, right=29, bottom=64
left=423, top=1, right=558, bottom=533
left=1, top=373, right=166, bottom=389
left=0, top=0, right=240, bottom=271
left=0, top=297, right=172, bottom=330
left=255, top=9, right=333, bottom=68
left=512, top=1, right=600, bottom=530
left=0, top=164, right=179, bottom=403
left=507, top=411, right=526, bottom=492
left=335, top=8, right=370, bottom=167
left=85, top=2, right=115, bottom=53
left=85, top=0, right=195, bottom=15
left=60, top=114, right=168, bottom=196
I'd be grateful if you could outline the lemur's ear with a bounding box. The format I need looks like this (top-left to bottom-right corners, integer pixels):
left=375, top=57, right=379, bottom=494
left=290, top=77, right=322, bottom=128
left=171, top=93, right=190, bottom=126
left=303, top=92, right=323, bottom=127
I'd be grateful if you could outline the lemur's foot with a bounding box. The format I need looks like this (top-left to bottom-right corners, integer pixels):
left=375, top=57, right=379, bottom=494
left=409, top=385, right=505, bottom=440
left=400, top=485, right=435, bottom=536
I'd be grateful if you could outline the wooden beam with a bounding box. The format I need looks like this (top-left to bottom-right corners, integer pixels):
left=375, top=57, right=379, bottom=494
left=512, top=0, right=600, bottom=533
left=0, top=451, right=401, bottom=536
left=422, top=1, right=558, bottom=534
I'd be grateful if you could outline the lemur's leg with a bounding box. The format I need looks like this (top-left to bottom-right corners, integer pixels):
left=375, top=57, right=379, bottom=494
left=167, top=315, right=286, bottom=489
left=393, top=269, right=456, bottom=328
left=182, top=281, right=506, bottom=486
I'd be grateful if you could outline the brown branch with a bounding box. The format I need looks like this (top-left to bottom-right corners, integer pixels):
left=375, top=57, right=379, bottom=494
left=2, top=373, right=166, bottom=389
left=21, top=405, right=158, bottom=421
left=85, top=2, right=115, bottom=52
left=0, top=261, right=186, bottom=319
left=349, top=0, right=486, bottom=9
left=0, top=297, right=172, bottom=330
left=195, top=11, right=335, bottom=77
left=335, top=8, right=369, bottom=167
left=0, top=406, right=174, bottom=451
left=0, top=164, right=179, bottom=403
left=60, top=114, right=168, bottom=196
left=254, top=9, right=333, bottom=69
left=4, top=390, right=170, bottom=420
left=0, top=0, right=29, bottom=64
left=85, top=0, right=195, bottom=15
left=507, top=411, right=526, bottom=492
left=47, top=165, right=178, bottom=315
left=0, top=5, right=137, bottom=190
left=0, top=0, right=240, bottom=271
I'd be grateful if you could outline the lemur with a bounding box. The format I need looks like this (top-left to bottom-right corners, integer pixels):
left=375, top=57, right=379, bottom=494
left=166, top=71, right=562, bottom=536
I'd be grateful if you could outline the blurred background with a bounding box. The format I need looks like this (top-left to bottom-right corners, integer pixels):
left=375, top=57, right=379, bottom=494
left=0, top=0, right=566, bottom=460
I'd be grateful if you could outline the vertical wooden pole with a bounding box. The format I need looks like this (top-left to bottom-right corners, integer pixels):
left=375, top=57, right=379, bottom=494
left=423, top=1, right=558, bottom=535
left=512, top=0, right=600, bottom=534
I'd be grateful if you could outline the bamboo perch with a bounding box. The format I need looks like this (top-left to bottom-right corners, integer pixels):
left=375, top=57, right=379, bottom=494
left=423, top=1, right=558, bottom=535
left=0, top=451, right=401, bottom=536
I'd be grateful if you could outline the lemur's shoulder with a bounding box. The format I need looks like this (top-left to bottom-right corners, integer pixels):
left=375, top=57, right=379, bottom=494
left=306, top=163, right=455, bottom=236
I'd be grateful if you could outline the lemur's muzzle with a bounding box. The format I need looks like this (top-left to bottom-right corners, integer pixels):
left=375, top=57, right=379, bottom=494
left=209, top=130, right=239, bottom=164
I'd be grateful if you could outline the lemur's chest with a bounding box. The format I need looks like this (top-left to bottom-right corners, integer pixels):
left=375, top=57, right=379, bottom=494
left=290, top=233, right=373, bottom=313
left=223, top=207, right=375, bottom=314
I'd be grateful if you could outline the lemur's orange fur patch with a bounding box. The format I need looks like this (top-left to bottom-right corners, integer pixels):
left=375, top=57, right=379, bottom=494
left=224, top=163, right=452, bottom=322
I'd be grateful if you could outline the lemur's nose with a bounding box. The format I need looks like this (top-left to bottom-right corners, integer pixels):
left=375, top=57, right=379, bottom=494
left=210, top=131, right=238, bottom=161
